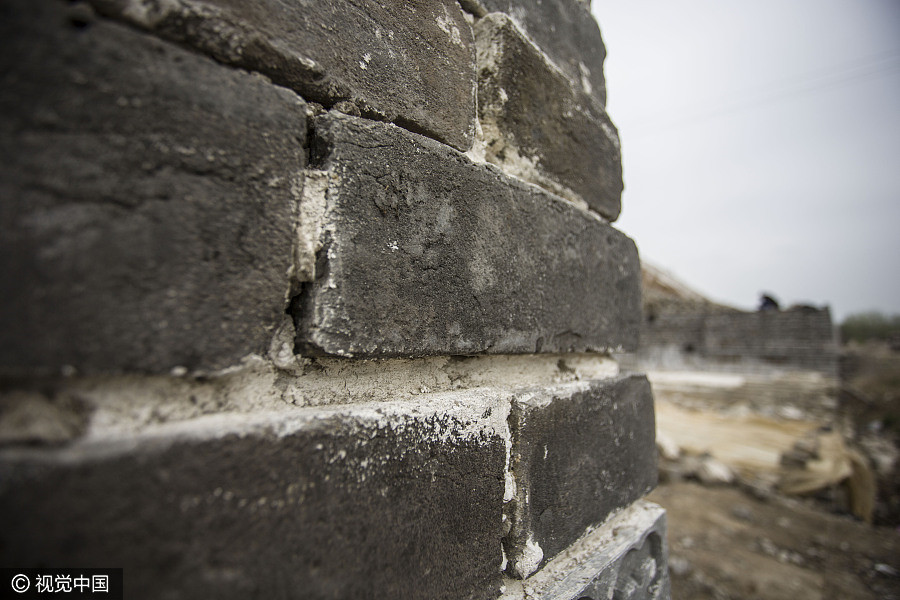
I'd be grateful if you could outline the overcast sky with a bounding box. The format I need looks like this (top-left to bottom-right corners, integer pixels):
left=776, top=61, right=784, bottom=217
left=591, top=0, right=900, bottom=321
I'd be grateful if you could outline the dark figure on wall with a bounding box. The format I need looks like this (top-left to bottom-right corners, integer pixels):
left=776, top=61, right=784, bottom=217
left=759, top=293, right=780, bottom=311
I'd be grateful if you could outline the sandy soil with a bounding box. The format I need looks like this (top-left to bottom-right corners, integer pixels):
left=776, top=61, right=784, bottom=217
left=655, top=399, right=819, bottom=476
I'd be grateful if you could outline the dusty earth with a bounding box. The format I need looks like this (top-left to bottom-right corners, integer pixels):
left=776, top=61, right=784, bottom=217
left=649, top=481, right=900, bottom=600
left=644, top=345, right=900, bottom=600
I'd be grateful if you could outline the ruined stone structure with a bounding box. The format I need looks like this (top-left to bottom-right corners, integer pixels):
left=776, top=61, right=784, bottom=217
left=627, top=264, right=839, bottom=377
left=0, top=1, right=669, bottom=598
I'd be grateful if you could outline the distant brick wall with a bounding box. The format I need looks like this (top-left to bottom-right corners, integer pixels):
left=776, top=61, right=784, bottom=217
left=704, top=308, right=838, bottom=374
left=0, top=1, right=669, bottom=599
left=636, top=302, right=839, bottom=376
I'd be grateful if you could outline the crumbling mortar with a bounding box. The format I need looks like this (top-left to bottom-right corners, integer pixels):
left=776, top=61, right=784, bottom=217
left=502, top=397, right=545, bottom=580
left=0, top=354, right=619, bottom=448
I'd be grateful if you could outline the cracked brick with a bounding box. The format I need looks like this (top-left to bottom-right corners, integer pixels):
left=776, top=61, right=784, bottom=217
left=292, top=112, right=641, bottom=358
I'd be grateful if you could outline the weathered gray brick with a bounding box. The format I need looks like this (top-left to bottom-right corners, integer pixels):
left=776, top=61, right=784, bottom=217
left=293, top=112, right=641, bottom=358
left=504, top=375, right=658, bottom=578
left=476, top=13, right=623, bottom=220
left=0, top=0, right=304, bottom=374
left=465, top=0, right=608, bottom=107
left=85, top=0, right=476, bottom=151
left=521, top=501, right=671, bottom=600
left=0, top=400, right=506, bottom=600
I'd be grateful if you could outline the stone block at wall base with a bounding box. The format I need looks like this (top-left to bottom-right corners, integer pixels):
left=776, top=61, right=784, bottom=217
left=504, top=500, right=670, bottom=600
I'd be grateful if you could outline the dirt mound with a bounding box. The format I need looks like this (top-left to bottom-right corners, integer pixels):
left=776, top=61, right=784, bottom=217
left=642, top=263, right=738, bottom=314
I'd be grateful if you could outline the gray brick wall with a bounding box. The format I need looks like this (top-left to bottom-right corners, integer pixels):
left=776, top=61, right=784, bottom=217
left=0, top=1, right=668, bottom=598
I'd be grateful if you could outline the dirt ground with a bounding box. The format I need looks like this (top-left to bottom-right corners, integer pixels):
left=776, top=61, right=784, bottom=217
left=645, top=345, right=900, bottom=600
left=649, top=481, right=900, bottom=600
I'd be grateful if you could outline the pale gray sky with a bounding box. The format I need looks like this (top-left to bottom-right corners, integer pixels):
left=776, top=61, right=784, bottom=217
left=592, top=0, right=900, bottom=321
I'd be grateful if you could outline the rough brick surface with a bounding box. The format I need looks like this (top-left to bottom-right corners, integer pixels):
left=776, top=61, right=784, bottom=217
left=522, top=501, right=671, bottom=600
left=293, top=112, right=641, bottom=358
left=1, top=2, right=666, bottom=598
left=0, top=404, right=505, bottom=600
left=86, top=0, right=476, bottom=151
left=505, top=375, right=657, bottom=578
left=476, top=13, right=622, bottom=220
left=466, top=0, right=607, bottom=107
left=0, top=0, right=303, bottom=374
